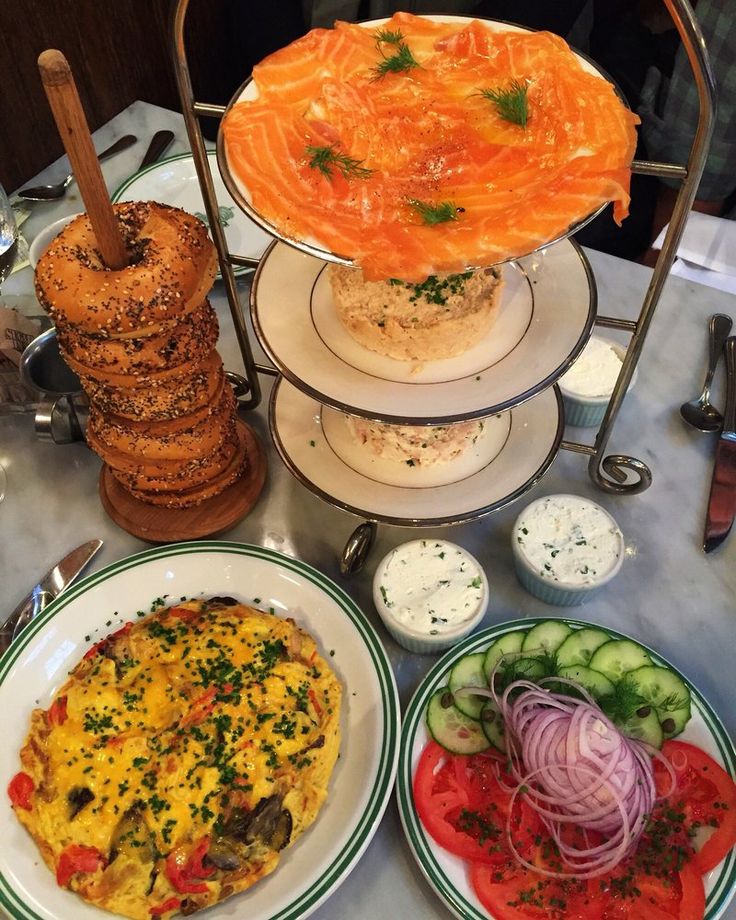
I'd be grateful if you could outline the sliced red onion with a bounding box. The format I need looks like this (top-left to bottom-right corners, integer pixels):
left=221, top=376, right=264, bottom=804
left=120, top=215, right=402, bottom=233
left=487, top=675, right=676, bottom=879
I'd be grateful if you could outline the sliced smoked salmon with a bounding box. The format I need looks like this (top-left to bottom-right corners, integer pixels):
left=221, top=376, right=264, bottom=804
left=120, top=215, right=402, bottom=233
left=222, top=13, right=639, bottom=281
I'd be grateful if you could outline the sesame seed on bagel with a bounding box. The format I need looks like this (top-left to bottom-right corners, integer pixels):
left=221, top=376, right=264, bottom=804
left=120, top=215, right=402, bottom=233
left=56, top=299, right=219, bottom=375
left=34, top=201, right=217, bottom=336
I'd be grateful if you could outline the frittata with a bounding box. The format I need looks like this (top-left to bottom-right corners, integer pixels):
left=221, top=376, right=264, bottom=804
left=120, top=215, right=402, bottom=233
left=8, top=597, right=342, bottom=919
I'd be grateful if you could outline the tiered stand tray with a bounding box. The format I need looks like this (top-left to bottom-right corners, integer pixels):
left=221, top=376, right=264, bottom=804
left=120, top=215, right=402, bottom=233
left=169, top=0, right=715, bottom=565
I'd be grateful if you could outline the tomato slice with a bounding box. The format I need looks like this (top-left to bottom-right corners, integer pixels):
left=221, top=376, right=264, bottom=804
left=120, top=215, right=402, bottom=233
left=414, top=741, right=516, bottom=865
left=655, top=740, right=736, bottom=874
left=471, top=861, right=604, bottom=920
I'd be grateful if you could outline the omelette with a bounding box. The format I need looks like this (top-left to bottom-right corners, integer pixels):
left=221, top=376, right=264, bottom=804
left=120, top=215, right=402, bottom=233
left=8, top=597, right=342, bottom=919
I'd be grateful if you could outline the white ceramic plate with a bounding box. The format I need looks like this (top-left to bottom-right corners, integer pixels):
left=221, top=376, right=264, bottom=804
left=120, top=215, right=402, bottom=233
left=112, top=152, right=271, bottom=275
left=0, top=543, right=400, bottom=920
left=270, top=378, right=563, bottom=526
left=253, top=240, right=594, bottom=423
left=396, top=618, right=736, bottom=920
left=217, top=16, right=612, bottom=269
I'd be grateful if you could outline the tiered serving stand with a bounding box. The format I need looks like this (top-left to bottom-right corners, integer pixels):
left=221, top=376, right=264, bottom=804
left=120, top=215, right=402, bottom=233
left=169, top=0, right=714, bottom=567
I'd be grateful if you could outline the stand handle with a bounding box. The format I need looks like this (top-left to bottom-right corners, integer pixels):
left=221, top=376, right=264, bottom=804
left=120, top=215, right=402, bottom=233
left=38, top=49, right=128, bottom=270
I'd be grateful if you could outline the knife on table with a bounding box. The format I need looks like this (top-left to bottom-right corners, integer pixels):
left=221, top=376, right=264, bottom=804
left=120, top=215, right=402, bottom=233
left=139, top=130, right=174, bottom=171
left=704, top=337, right=736, bottom=553
left=0, top=539, right=103, bottom=651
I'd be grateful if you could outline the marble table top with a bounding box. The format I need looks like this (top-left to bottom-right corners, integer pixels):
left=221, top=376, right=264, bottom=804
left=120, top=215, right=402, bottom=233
left=1, top=100, right=735, bottom=920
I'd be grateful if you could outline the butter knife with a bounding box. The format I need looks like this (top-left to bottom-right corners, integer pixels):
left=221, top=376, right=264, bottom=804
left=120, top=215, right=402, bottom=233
left=139, top=129, right=174, bottom=171
left=0, top=539, right=103, bottom=649
left=703, top=337, right=736, bottom=553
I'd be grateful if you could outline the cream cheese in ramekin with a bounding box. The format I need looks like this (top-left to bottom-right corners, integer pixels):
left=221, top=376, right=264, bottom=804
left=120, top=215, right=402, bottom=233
left=560, top=336, right=623, bottom=399
left=514, top=495, right=623, bottom=587
left=374, top=540, right=487, bottom=636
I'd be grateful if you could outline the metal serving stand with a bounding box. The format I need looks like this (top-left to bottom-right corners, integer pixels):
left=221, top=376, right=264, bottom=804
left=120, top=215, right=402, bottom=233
left=169, top=0, right=715, bottom=564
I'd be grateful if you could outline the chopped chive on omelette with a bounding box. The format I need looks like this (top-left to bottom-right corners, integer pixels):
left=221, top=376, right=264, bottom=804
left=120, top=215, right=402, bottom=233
left=406, top=198, right=463, bottom=225
left=305, top=144, right=373, bottom=180
left=477, top=79, right=530, bottom=128
left=373, top=31, right=419, bottom=78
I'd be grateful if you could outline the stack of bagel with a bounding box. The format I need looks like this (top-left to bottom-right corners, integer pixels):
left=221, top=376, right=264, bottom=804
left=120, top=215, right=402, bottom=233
left=35, top=201, right=248, bottom=508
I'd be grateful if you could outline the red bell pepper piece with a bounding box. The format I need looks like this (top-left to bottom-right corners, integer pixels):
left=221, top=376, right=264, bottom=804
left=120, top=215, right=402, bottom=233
left=56, top=843, right=106, bottom=887
left=7, top=772, right=34, bottom=810
left=149, top=897, right=182, bottom=917
left=165, top=836, right=215, bottom=894
left=48, top=695, right=68, bottom=726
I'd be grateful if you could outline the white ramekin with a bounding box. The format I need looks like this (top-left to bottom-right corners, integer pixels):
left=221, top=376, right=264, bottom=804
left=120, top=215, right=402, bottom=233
left=372, top=539, right=489, bottom=654
left=511, top=494, right=624, bottom=606
left=559, top=337, right=637, bottom=428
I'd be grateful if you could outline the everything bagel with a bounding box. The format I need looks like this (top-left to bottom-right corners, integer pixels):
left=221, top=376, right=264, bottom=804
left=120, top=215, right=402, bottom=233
left=88, top=384, right=236, bottom=461
left=107, top=431, right=239, bottom=492
left=35, top=201, right=217, bottom=336
left=56, top=299, right=219, bottom=375
left=79, top=353, right=225, bottom=421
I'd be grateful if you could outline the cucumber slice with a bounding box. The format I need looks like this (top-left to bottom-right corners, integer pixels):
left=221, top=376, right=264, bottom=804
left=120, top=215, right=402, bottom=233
left=613, top=706, right=664, bottom=749
left=511, top=657, right=548, bottom=681
left=625, top=665, right=692, bottom=739
left=426, top=688, right=491, bottom=754
left=555, top=628, right=611, bottom=668
left=448, top=652, right=488, bottom=720
left=480, top=700, right=506, bottom=753
left=522, top=621, right=572, bottom=655
left=483, top=631, right=525, bottom=683
left=588, top=639, right=652, bottom=683
left=556, top=665, right=616, bottom=700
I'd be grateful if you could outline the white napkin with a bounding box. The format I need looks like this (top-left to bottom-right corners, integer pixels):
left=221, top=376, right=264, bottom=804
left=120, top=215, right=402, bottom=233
left=653, top=212, right=736, bottom=295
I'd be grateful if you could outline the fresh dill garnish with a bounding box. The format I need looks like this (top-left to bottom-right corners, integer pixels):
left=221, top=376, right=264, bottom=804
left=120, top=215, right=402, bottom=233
left=305, top=145, right=373, bottom=181
left=406, top=198, right=462, bottom=225
left=373, top=39, right=419, bottom=78
left=374, top=27, right=405, bottom=46
left=477, top=79, right=530, bottom=128
left=599, top=674, right=646, bottom=723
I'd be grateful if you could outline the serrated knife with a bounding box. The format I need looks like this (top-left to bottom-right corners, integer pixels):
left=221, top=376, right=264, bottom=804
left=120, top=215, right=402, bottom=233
left=704, top=337, right=736, bottom=553
left=0, top=539, right=103, bottom=651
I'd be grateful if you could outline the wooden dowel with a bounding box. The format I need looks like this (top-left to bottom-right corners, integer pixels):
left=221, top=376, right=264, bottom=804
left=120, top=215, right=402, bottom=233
left=38, top=49, right=128, bottom=270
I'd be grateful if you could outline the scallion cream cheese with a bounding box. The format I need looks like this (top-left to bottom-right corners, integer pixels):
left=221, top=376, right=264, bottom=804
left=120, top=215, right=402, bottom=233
left=515, top=495, right=623, bottom=586
left=374, top=540, right=487, bottom=635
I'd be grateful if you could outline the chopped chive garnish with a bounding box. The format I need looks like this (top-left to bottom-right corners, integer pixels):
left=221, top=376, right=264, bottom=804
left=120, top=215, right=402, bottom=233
left=406, top=198, right=462, bottom=225
left=305, top=144, right=373, bottom=180
left=477, top=79, right=530, bottom=128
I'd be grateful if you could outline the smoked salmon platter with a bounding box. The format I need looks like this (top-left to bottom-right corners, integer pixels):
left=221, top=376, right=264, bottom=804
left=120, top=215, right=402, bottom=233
left=218, top=13, right=638, bottom=282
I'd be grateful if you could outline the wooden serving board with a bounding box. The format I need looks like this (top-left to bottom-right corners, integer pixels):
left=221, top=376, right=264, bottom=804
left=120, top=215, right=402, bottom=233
left=99, top=420, right=266, bottom=542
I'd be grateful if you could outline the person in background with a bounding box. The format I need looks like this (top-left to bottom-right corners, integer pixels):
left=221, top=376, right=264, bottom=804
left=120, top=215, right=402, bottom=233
left=637, top=0, right=736, bottom=264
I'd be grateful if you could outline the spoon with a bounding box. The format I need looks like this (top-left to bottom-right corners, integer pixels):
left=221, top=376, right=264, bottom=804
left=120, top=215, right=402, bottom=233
left=17, top=133, right=137, bottom=200
left=680, top=313, right=733, bottom=432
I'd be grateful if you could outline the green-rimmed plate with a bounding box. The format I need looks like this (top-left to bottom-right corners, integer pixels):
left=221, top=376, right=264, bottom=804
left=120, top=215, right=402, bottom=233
left=396, top=617, right=736, bottom=920
left=0, top=542, right=400, bottom=920
left=112, top=151, right=271, bottom=277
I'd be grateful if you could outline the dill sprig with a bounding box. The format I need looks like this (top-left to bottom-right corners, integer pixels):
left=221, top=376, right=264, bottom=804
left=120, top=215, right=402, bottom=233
left=305, top=144, right=373, bottom=181
left=374, top=27, right=405, bottom=46
left=477, top=79, right=530, bottom=128
left=406, top=198, right=462, bottom=225
left=373, top=38, right=419, bottom=78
